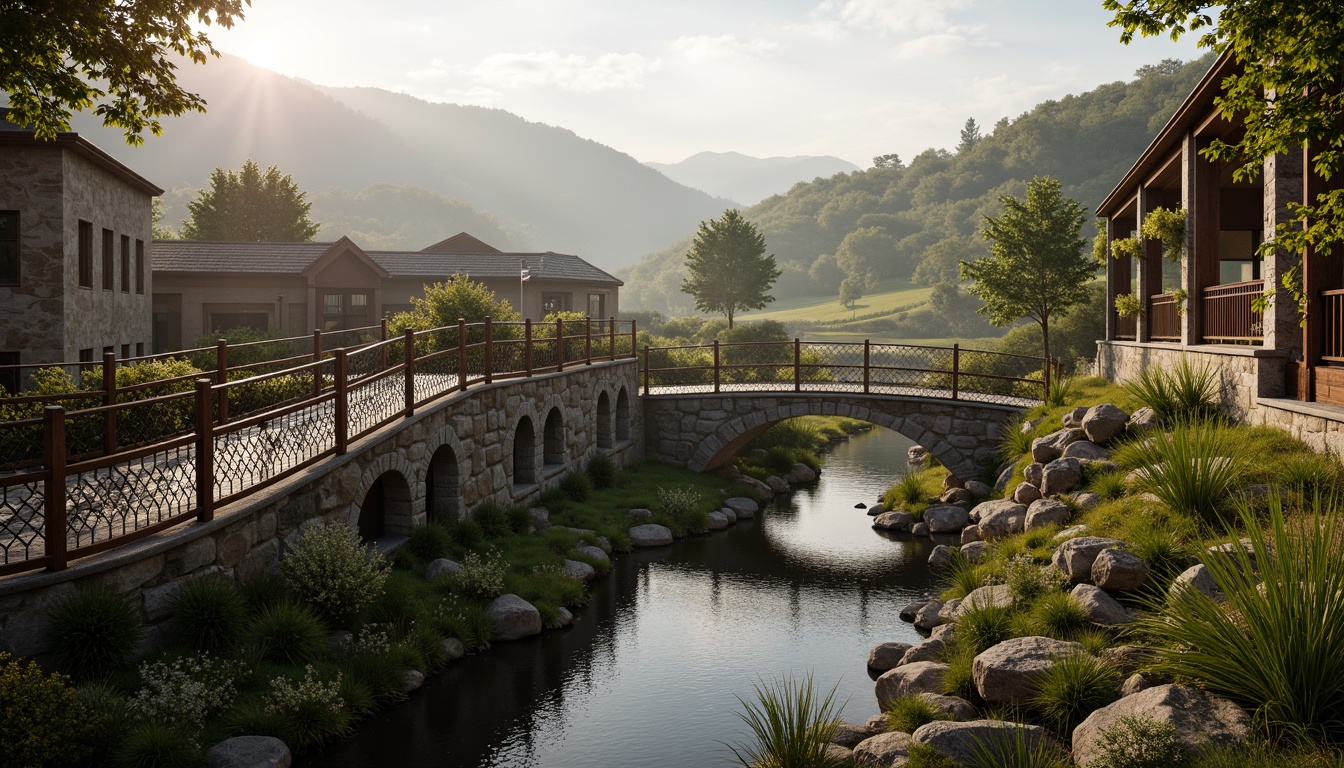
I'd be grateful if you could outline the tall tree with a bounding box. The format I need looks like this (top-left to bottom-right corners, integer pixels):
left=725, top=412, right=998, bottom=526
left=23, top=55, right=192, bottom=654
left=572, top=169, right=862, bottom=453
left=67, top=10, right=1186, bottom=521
left=872, top=154, right=903, bottom=169
left=958, top=118, right=982, bottom=153
left=1103, top=1, right=1344, bottom=273
left=834, top=227, right=894, bottom=294
left=180, top=161, right=319, bottom=241
left=961, top=176, right=1092, bottom=362
left=680, top=209, right=781, bottom=328
left=0, top=0, right=247, bottom=144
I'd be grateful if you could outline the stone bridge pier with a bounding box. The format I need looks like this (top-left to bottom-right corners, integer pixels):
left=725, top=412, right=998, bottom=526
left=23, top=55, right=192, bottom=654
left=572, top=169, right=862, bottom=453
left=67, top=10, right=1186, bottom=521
left=642, top=392, right=1021, bottom=482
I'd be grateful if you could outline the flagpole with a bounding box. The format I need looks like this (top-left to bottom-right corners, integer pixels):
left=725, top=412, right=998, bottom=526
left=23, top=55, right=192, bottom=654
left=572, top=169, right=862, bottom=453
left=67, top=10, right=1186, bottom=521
left=520, top=258, right=525, bottom=318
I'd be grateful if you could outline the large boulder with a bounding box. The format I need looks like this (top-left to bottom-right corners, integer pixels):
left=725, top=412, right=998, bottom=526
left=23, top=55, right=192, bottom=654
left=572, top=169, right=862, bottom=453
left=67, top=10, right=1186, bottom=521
left=1170, top=564, right=1226, bottom=604
left=627, top=508, right=653, bottom=522
left=927, top=546, right=957, bottom=570
left=960, top=526, right=982, bottom=545
left=1025, top=499, right=1071, bottom=532
left=875, top=662, right=949, bottom=710
left=978, top=501, right=1028, bottom=540
left=912, top=720, right=1059, bottom=767
left=1069, top=491, right=1102, bottom=510
left=1129, top=406, right=1160, bottom=433
left=963, top=480, right=991, bottom=499
left=1063, top=440, right=1111, bottom=462
left=1082, top=404, right=1130, bottom=445
left=425, top=558, right=462, bottom=581
left=955, top=584, right=1011, bottom=616
left=1070, top=584, right=1130, bottom=626
left=562, top=559, right=595, bottom=581
left=941, top=487, right=974, bottom=505
left=873, top=510, right=915, bottom=531
left=913, top=599, right=947, bottom=631
left=1013, top=482, right=1043, bottom=505
left=973, top=636, right=1084, bottom=706
left=705, top=511, right=730, bottom=530
left=902, top=635, right=950, bottom=665
left=832, top=722, right=873, bottom=749
left=1072, top=684, right=1251, bottom=766
left=723, top=497, right=759, bottom=517
left=916, top=692, right=977, bottom=721
left=852, top=731, right=911, bottom=767
left=1040, top=457, right=1083, bottom=496
left=575, top=545, right=609, bottom=565
left=529, top=507, right=550, bottom=531
left=766, top=475, right=790, bottom=493
left=1031, top=428, right=1086, bottom=463
left=489, top=594, right=543, bottom=642
left=1052, top=537, right=1126, bottom=584
left=959, top=540, right=990, bottom=563
left=868, top=642, right=914, bottom=672
left=1023, top=462, right=1045, bottom=487
left=925, top=505, right=970, bottom=533
left=1063, top=406, right=1089, bottom=427
left=206, top=736, right=292, bottom=768
left=900, top=600, right=930, bottom=623
left=628, top=524, right=674, bottom=547
left=789, top=463, right=818, bottom=484
left=1091, top=548, right=1150, bottom=592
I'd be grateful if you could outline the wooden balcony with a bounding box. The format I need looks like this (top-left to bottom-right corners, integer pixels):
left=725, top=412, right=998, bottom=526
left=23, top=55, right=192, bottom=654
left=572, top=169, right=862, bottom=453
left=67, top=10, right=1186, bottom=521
left=1201, top=281, right=1263, bottom=343
left=1115, top=314, right=1136, bottom=341
left=1321, top=289, right=1344, bottom=363
left=1148, top=293, right=1180, bottom=341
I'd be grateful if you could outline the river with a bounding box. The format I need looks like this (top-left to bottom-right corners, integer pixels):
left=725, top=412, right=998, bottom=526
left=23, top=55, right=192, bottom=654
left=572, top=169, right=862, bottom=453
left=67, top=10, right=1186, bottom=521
left=305, top=426, right=941, bottom=767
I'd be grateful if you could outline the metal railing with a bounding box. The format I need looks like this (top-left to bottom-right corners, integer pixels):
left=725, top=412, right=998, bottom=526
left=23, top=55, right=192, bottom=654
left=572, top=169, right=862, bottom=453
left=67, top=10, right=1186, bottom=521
left=0, top=317, right=636, bottom=576
left=1202, top=281, right=1264, bottom=343
left=1148, top=293, right=1181, bottom=341
left=641, top=339, right=1053, bottom=406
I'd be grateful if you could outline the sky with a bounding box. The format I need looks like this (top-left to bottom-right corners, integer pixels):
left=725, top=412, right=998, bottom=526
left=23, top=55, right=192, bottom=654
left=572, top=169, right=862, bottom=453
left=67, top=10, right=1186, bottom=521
left=209, top=0, right=1203, bottom=168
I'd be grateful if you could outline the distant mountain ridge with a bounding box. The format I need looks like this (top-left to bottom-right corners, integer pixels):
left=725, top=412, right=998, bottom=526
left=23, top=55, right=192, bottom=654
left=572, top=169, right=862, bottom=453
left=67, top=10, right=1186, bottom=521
left=62, top=54, right=729, bottom=270
left=645, top=151, right=862, bottom=206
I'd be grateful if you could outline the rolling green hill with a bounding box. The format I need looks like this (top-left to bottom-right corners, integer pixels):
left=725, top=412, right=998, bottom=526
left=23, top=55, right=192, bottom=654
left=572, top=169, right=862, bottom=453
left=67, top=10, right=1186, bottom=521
left=741, top=279, right=934, bottom=323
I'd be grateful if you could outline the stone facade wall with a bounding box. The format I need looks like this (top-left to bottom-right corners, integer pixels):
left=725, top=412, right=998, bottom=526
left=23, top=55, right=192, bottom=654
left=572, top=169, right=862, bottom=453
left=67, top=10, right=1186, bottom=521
left=1095, top=341, right=1289, bottom=420
left=61, top=150, right=154, bottom=360
left=0, top=360, right=640, bottom=658
left=0, top=145, right=66, bottom=364
left=644, top=392, right=1020, bottom=482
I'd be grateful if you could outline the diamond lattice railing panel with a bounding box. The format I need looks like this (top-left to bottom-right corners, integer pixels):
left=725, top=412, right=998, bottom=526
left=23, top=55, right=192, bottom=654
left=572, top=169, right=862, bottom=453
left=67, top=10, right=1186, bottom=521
left=0, top=480, right=44, bottom=565
left=66, top=444, right=195, bottom=548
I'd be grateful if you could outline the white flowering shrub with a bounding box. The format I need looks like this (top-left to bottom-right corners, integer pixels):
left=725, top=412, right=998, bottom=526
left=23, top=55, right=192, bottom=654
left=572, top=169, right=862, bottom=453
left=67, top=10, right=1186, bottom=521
left=281, top=523, right=391, bottom=626
left=339, top=623, right=394, bottom=657
left=656, top=485, right=703, bottom=518
left=453, top=549, right=507, bottom=601
left=126, top=653, right=247, bottom=732
left=264, top=665, right=349, bottom=747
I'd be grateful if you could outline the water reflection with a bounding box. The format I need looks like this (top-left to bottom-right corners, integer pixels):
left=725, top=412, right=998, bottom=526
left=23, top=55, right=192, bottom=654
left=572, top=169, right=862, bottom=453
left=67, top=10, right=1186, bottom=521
left=302, top=427, right=940, bottom=768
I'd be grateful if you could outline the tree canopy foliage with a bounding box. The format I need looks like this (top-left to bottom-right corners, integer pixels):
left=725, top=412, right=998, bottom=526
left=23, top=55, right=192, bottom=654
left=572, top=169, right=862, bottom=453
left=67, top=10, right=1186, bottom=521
left=1103, top=1, right=1344, bottom=257
left=180, top=161, right=319, bottom=242
left=680, top=210, right=781, bottom=328
left=621, top=56, right=1214, bottom=316
left=0, top=0, right=247, bottom=144
left=962, top=177, right=1092, bottom=362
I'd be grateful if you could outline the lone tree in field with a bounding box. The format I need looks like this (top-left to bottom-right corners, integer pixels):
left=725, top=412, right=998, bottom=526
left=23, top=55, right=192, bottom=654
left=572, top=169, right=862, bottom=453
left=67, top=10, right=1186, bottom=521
left=961, top=176, right=1092, bottom=362
left=181, top=161, right=320, bottom=242
left=681, top=209, right=781, bottom=329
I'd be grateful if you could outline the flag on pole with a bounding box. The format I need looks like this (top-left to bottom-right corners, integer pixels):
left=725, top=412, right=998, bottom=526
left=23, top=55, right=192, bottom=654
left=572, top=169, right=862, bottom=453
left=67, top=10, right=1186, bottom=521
left=520, top=262, right=531, bottom=282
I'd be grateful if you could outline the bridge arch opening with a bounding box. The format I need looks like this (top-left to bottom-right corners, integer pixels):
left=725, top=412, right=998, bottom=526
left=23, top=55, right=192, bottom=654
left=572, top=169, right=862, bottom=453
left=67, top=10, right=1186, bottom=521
left=615, top=387, right=631, bottom=442
left=543, top=408, right=565, bottom=468
left=596, top=391, right=613, bottom=449
left=358, top=470, right=412, bottom=542
left=426, top=444, right=461, bottom=523
left=513, top=416, right=537, bottom=486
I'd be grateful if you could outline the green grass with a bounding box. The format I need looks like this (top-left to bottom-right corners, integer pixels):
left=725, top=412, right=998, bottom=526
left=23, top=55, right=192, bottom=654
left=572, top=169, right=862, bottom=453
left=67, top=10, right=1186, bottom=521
left=741, top=279, right=936, bottom=323
left=724, top=673, right=846, bottom=768
left=886, top=693, right=955, bottom=733
left=1029, top=653, right=1121, bottom=735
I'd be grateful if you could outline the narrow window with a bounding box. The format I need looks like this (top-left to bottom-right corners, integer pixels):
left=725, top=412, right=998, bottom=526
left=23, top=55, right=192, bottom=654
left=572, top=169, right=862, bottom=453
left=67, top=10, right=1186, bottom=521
left=120, top=344, right=130, bottom=360
left=135, top=240, right=144, bottom=294
left=0, top=351, right=18, bottom=395
left=0, top=212, right=18, bottom=285
left=120, top=235, right=130, bottom=292
left=101, top=228, right=114, bottom=289
left=135, top=342, right=144, bottom=357
left=78, top=221, right=93, bottom=287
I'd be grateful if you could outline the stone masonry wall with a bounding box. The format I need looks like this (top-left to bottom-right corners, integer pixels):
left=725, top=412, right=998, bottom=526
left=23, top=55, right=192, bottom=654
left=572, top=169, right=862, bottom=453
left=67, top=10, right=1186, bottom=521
left=0, top=145, right=66, bottom=364
left=1095, top=340, right=1289, bottom=420
left=0, top=360, right=640, bottom=658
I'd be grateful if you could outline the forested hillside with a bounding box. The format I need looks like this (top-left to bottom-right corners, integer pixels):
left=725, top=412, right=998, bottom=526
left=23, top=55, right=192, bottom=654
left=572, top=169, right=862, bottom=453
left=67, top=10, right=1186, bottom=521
left=620, top=56, right=1215, bottom=316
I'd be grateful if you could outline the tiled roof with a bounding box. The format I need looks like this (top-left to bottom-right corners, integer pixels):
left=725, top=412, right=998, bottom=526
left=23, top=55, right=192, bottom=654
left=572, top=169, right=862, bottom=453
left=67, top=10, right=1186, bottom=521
left=151, top=240, right=623, bottom=285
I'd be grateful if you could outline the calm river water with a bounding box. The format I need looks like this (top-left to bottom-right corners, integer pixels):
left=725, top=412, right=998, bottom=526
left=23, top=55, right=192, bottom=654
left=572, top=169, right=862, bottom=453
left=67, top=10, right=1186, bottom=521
left=305, top=427, right=941, bottom=767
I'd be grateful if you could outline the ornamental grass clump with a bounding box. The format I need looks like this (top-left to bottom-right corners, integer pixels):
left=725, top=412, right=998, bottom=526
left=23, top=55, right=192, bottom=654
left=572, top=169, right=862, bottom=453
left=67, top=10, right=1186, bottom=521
left=1028, top=653, right=1121, bottom=735
left=965, top=726, right=1072, bottom=768
left=888, top=469, right=929, bottom=509
left=560, top=471, right=593, bottom=502
left=1124, top=357, right=1220, bottom=426
left=1019, top=591, right=1089, bottom=641
left=886, top=693, right=954, bottom=734
left=1142, top=496, right=1344, bottom=748
left=46, top=584, right=144, bottom=681
left=170, top=578, right=247, bottom=654
left=405, top=522, right=453, bottom=563
left=1121, top=420, right=1245, bottom=527
left=281, top=522, right=390, bottom=627
left=999, top=415, right=1035, bottom=462
left=586, top=453, right=616, bottom=490
left=113, top=722, right=203, bottom=768
left=724, top=673, right=845, bottom=768
left=955, top=601, right=1015, bottom=655
left=251, top=600, right=327, bottom=665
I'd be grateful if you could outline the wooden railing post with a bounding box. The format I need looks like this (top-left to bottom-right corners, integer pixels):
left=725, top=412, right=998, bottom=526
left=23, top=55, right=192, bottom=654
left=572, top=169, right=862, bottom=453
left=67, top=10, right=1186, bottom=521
left=556, top=317, right=565, bottom=372
left=312, top=329, right=323, bottom=398
left=334, top=350, right=349, bottom=455
left=525, top=319, right=533, bottom=376
left=43, top=405, right=68, bottom=571
left=102, top=352, right=117, bottom=455
left=951, top=344, right=960, bottom=400
left=630, top=319, right=637, bottom=359
left=643, top=346, right=650, bottom=395
left=379, top=317, right=388, bottom=370
left=609, top=317, right=616, bottom=361
left=404, top=328, right=415, bottom=416
left=713, top=340, right=721, bottom=393
left=794, top=338, right=802, bottom=392
left=863, top=340, right=871, bottom=394
left=484, top=316, right=494, bottom=384
left=1043, top=354, right=1053, bottom=401
left=193, top=378, right=214, bottom=523
left=585, top=316, right=593, bottom=364
left=457, top=319, right=468, bottom=391
left=215, top=338, right=229, bottom=424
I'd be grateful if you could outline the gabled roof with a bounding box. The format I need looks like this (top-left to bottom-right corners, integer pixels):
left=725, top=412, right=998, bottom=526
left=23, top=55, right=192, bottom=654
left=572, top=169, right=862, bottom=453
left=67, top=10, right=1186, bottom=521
left=422, top=232, right=501, bottom=254
left=0, top=108, right=164, bottom=196
left=301, top=236, right=389, bottom=279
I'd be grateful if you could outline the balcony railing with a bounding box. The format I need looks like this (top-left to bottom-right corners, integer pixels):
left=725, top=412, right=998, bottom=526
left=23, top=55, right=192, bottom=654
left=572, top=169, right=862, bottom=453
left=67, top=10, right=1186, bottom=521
left=1202, top=281, right=1264, bottom=343
left=1115, top=314, right=1136, bottom=341
left=1322, top=289, right=1344, bottom=362
left=1148, top=293, right=1181, bottom=341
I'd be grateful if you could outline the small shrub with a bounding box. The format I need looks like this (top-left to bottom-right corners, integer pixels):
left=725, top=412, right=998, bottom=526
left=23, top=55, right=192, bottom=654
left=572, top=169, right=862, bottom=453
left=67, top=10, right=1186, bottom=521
left=908, top=742, right=960, bottom=768
left=1004, top=553, right=1068, bottom=604
left=656, top=484, right=704, bottom=518
left=405, top=522, right=453, bottom=563
left=47, top=585, right=143, bottom=681
left=448, top=519, right=485, bottom=548
left=886, top=693, right=954, bottom=733
left=238, top=573, right=288, bottom=617
left=453, top=549, right=508, bottom=601
left=560, top=472, right=592, bottom=502
left=113, top=722, right=204, bottom=768
left=338, top=648, right=407, bottom=702
left=171, top=578, right=247, bottom=653
left=429, top=596, right=492, bottom=649
left=473, top=503, right=511, bottom=538
left=364, top=571, right=426, bottom=629
left=0, top=652, right=95, bottom=767
left=507, top=506, right=533, bottom=534
left=1089, top=714, right=1191, bottom=768
left=1029, top=653, right=1120, bottom=735
left=409, top=622, right=448, bottom=671
left=587, top=453, right=616, bottom=489
left=281, top=522, right=391, bottom=627
left=724, top=673, right=843, bottom=768
left=940, top=555, right=987, bottom=600
left=76, top=683, right=130, bottom=765
left=127, top=652, right=246, bottom=733
left=251, top=601, right=327, bottom=665
left=264, top=665, right=350, bottom=750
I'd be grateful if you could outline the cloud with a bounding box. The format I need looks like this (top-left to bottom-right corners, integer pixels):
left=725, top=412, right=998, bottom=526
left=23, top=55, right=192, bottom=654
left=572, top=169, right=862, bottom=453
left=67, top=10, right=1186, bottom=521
left=813, top=0, right=976, bottom=36
left=670, top=34, right=781, bottom=63
left=469, top=50, right=660, bottom=92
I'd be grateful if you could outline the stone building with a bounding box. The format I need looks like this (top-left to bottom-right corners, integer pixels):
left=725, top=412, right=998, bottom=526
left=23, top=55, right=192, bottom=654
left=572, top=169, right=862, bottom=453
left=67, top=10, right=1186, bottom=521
left=151, top=232, right=622, bottom=350
left=0, top=109, right=160, bottom=372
